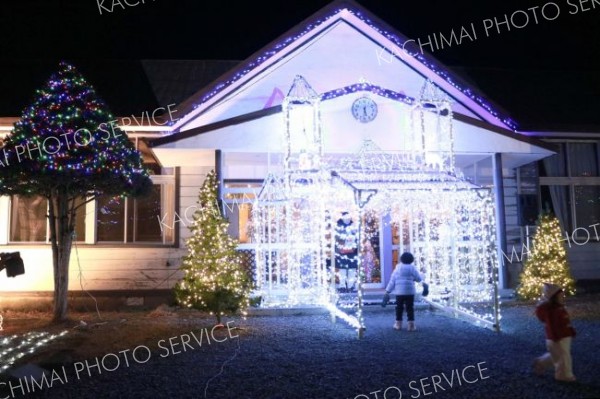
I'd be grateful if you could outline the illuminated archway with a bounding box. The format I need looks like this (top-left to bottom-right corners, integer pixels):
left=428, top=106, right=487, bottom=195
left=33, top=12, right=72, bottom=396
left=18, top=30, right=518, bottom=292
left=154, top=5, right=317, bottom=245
left=252, top=77, right=501, bottom=335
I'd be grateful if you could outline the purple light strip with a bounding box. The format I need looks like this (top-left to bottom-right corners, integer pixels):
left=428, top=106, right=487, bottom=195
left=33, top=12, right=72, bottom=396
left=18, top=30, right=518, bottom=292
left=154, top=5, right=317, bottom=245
left=321, top=82, right=414, bottom=104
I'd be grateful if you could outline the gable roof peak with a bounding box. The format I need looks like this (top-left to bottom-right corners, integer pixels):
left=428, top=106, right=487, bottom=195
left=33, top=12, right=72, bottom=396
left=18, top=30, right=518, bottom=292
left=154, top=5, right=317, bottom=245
left=170, top=0, right=518, bottom=132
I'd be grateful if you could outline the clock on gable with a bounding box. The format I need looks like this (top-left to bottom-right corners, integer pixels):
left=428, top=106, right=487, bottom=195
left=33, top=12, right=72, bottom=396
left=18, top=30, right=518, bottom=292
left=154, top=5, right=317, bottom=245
left=351, top=96, right=378, bottom=123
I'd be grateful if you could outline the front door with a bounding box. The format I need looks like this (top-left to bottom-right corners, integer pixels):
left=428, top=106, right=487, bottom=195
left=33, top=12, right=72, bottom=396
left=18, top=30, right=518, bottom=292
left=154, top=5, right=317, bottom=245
left=361, top=211, right=384, bottom=289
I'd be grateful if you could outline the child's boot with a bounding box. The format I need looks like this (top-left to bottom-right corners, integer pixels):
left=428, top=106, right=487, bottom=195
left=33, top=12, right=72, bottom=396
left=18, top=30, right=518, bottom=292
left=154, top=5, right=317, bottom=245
left=407, top=321, right=416, bottom=331
left=393, top=321, right=402, bottom=330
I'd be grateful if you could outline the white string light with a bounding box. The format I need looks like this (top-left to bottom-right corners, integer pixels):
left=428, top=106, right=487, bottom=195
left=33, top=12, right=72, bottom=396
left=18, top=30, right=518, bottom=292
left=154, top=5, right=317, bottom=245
left=253, top=76, right=501, bottom=334
left=0, top=331, right=69, bottom=372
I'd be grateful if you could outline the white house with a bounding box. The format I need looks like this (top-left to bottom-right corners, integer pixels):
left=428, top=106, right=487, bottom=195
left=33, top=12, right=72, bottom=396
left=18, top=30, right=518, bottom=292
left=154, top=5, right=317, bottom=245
left=1, top=0, right=598, bottom=308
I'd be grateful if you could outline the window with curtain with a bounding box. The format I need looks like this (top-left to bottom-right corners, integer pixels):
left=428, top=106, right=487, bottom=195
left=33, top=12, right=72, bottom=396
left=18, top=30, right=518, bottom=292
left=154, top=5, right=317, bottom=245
left=540, top=143, right=567, bottom=177
left=539, top=141, right=600, bottom=237
left=540, top=185, right=572, bottom=231
left=568, top=143, right=598, bottom=177
left=10, top=196, right=47, bottom=242
left=10, top=196, right=86, bottom=242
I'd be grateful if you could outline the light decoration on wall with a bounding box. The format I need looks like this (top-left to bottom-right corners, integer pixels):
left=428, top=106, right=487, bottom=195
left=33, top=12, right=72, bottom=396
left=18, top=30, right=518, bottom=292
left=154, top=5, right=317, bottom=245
left=283, top=75, right=323, bottom=173
left=321, top=82, right=414, bottom=106
left=253, top=76, right=501, bottom=336
left=0, top=331, right=69, bottom=372
left=178, top=5, right=517, bottom=131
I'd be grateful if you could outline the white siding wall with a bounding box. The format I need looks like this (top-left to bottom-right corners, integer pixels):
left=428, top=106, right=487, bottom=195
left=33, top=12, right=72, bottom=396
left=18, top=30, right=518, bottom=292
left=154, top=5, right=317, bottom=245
left=0, top=167, right=212, bottom=293
left=501, top=169, right=524, bottom=288
left=178, top=166, right=213, bottom=246
left=0, top=246, right=183, bottom=292
left=503, top=170, right=521, bottom=246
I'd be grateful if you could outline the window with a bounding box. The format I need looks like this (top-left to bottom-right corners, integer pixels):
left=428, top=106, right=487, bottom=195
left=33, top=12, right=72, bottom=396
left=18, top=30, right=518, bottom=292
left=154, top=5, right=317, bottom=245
left=96, top=180, right=174, bottom=244
left=539, top=141, right=600, bottom=236
left=95, top=138, right=175, bottom=245
left=540, top=185, right=572, bottom=230
left=540, top=143, right=567, bottom=177
left=6, top=138, right=174, bottom=246
left=222, top=182, right=262, bottom=244
left=541, top=142, right=598, bottom=178
left=569, top=143, right=597, bottom=177
left=460, top=156, right=494, bottom=187
left=574, top=185, right=600, bottom=228
left=10, top=196, right=47, bottom=242
left=9, top=196, right=86, bottom=243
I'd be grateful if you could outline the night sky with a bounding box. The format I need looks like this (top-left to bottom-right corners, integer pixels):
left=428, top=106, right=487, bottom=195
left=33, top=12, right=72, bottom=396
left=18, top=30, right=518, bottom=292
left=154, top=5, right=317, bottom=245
left=1, top=0, right=599, bottom=128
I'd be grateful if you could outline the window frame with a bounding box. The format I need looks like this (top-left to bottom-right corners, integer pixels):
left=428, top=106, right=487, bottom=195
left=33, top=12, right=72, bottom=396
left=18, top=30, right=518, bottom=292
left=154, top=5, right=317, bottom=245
left=3, top=136, right=177, bottom=247
left=539, top=139, right=600, bottom=238
left=7, top=195, right=88, bottom=244
left=222, top=179, right=263, bottom=249
left=95, top=175, right=176, bottom=246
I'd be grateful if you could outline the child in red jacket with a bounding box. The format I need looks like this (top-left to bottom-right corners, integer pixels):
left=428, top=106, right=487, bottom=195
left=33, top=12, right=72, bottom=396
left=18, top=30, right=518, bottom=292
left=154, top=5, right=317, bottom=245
left=532, top=283, right=576, bottom=382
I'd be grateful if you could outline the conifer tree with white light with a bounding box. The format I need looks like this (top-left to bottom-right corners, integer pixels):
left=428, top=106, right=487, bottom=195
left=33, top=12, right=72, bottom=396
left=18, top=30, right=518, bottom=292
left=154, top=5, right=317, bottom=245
left=517, top=213, right=576, bottom=300
left=175, top=170, right=251, bottom=324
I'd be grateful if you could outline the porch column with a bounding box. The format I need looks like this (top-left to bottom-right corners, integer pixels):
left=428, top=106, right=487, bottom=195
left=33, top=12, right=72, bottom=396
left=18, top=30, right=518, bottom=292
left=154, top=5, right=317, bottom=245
left=492, top=153, right=508, bottom=289
left=381, top=213, right=393, bottom=285
left=215, top=149, right=224, bottom=213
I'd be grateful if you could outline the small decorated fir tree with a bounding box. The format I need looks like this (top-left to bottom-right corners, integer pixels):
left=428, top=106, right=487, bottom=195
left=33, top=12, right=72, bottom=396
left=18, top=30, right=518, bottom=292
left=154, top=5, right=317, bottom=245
left=175, top=170, right=251, bottom=324
left=517, top=214, right=576, bottom=300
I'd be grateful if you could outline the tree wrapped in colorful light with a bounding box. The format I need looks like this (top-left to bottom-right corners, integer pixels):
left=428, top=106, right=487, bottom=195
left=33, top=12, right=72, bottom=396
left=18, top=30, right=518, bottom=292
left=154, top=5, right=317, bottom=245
left=0, top=61, right=152, bottom=321
left=517, top=214, right=576, bottom=300
left=175, top=170, right=251, bottom=324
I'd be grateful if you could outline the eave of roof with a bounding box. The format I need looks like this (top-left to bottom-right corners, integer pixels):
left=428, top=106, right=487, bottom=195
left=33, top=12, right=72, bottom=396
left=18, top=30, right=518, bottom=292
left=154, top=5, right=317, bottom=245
left=167, top=0, right=518, bottom=135
left=150, top=86, right=552, bottom=153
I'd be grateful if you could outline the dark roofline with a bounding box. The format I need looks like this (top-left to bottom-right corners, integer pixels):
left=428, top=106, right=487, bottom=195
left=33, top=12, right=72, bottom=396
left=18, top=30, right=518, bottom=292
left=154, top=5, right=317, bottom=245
left=170, top=0, right=518, bottom=133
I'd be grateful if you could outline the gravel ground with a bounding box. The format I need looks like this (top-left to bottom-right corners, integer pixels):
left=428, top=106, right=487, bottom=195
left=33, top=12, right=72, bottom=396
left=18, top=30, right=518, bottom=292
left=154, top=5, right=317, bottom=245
left=13, top=303, right=600, bottom=399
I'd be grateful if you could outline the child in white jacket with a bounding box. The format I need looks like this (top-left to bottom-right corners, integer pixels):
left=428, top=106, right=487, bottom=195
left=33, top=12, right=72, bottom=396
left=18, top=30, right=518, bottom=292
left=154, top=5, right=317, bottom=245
left=385, top=252, right=423, bottom=331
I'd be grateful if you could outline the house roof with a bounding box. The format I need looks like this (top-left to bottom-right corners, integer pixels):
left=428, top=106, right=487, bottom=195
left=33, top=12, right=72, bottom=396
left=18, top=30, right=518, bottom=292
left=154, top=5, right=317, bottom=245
left=0, top=1, right=598, bottom=133
left=148, top=93, right=556, bottom=153
left=167, top=0, right=518, bottom=133
left=140, top=60, right=240, bottom=108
